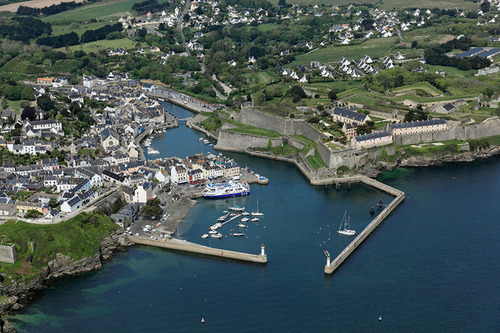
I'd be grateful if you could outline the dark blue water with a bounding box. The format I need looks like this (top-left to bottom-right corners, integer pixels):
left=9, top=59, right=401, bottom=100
left=10, top=104, right=500, bottom=332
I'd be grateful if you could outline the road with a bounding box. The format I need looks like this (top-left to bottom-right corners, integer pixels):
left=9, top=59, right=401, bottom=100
left=178, top=0, right=191, bottom=55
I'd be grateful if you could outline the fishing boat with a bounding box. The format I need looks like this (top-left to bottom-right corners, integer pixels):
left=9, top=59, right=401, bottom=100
left=201, top=234, right=209, bottom=239
left=251, top=217, right=259, bottom=222
left=233, top=232, right=245, bottom=237
left=337, top=211, right=356, bottom=236
left=211, top=232, right=223, bottom=238
left=202, top=181, right=250, bottom=199
left=251, top=199, right=264, bottom=216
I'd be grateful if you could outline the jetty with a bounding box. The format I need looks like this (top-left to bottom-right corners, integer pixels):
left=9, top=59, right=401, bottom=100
left=128, top=236, right=267, bottom=264
left=324, top=175, right=405, bottom=274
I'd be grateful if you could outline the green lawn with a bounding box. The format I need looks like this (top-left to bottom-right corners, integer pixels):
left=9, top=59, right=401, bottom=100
left=58, top=38, right=138, bottom=53
left=227, top=120, right=282, bottom=138
left=255, top=23, right=280, bottom=32
left=290, top=37, right=398, bottom=65
left=391, top=82, right=444, bottom=97
left=51, top=21, right=110, bottom=37
left=306, top=154, right=327, bottom=170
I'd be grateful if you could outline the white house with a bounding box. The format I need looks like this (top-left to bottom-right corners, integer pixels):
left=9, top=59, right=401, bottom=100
left=133, top=183, right=154, bottom=203
left=60, top=195, right=83, bottom=213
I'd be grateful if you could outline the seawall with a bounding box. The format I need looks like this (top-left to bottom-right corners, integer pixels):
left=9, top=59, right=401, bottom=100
left=128, top=236, right=267, bottom=264
left=324, top=176, right=405, bottom=274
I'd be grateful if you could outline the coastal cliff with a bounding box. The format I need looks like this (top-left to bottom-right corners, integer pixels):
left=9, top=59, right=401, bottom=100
left=358, top=146, right=500, bottom=177
left=0, top=230, right=134, bottom=319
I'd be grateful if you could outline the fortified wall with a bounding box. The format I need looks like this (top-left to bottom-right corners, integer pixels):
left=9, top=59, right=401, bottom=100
left=395, top=117, right=500, bottom=146
left=237, top=107, right=325, bottom=141
left=0, top=244, right=18, bottom=264
left=216, top=129, right=283, bottom=150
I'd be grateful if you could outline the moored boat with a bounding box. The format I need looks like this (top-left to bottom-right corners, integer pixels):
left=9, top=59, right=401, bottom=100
left=202, top=181, right=250, bottom=199
left=337, top=211, right=356, bottom=236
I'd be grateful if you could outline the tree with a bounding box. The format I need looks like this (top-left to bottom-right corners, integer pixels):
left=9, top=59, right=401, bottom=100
left=278, top=0, right=287, bottom=7
left=21, top=106, right=37, bottom=121
left=411, top=41, right=418, bottom=49
left=289, top=86, right=306, bottom=101
left=328, top=90, right=337, bottom=101
left=481, top=1, right=490, bottom=12
left=37, top=95, right=55, bottom=111
left=48, top=198, right=59, bottom=208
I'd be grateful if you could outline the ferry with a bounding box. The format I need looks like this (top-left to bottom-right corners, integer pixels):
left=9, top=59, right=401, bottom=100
left=202, top=181, right=250, bottom=199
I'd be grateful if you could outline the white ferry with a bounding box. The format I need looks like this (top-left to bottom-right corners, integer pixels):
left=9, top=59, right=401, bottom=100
left=202, top=181, right=250, bottom=199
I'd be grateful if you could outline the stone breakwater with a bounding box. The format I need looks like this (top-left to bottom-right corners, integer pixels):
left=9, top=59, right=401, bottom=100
left=0, top=230, right=134, bottom=316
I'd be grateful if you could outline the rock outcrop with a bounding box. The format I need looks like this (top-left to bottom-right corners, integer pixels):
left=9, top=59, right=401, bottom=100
left=0, top=230, right=134, bottom=317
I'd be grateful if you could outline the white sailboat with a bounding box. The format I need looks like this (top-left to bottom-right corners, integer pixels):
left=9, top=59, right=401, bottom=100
left=337, top=211, right=356, bottom=236
left=251, top=199, right=264, bottom=216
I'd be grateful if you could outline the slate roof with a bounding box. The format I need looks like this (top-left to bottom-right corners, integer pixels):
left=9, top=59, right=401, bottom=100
left=388, top=118, right=445, bottom=130
left=354, top=131, right=391, bottom=142
left=455, top=47, right=483, bottom=59
left=331, top=107, right=368, bottom=122
left=478, top=48, right=500, bottom=58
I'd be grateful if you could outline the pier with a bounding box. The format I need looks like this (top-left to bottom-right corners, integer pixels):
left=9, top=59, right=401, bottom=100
left=128, top=236, right=268, bottom=264
left=323, top=175, right=405, bottom=274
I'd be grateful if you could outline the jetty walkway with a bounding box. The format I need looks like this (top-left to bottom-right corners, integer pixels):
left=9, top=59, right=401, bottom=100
left=323, top=175, right=405, bottom=274
left=128, top=236, right=267, bottom=264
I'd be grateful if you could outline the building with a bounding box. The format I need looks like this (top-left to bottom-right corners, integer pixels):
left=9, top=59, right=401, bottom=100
left=455, top=47, right=484, bottom=59
left=477, top=66, right=499, bottom=76
left=61, top=195, right=83, bottom=213
left=478, top=48, right=500, bottom=59
left=36, top=77, right=54, bottom=85
left=100, top=128, right=120, bottom=152
left=351, top=131, right=393, bottom=149
left=133, top=183, right=155, bottom=203
left=16, top=201, right=43, bottom=214
left=329, top=107, right=370, bottom=125
left=111, top=203, right=140, bottom=229
left=342, top=123, right=357, bottom=138
left=102, top=170, right=126, bottom=184
left=432, top=103, right=458, bottom=114
left=387, top=119, right=446, bottom=136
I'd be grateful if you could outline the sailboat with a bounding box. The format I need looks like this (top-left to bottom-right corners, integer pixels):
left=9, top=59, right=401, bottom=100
left=337, top=211, right=356, bottom=236
left=251, top=199, right=264, bottom=216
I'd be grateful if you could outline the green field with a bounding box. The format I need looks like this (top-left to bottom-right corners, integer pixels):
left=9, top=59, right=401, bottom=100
left=58, top=38, right=138, bottom=53
left=290, top=37, right=398, bottom=65
left=306, top=154, right=327, bottom=169
left=51, top=21, right=110, bottom=37
left=380, top=0, right=477, bottom=10
left=392, top=82, right=444, bottom=97
left=43, top=0, right=169, bottom=23
left=269, top=0, right=476, bottom=9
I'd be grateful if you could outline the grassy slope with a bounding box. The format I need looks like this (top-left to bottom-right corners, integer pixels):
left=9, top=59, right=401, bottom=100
left=227, top=120, right=282, bottom=138
left=58, top=38, right=138, bottom=53
left=290, top=37, right=398, bottom=65
left=0, top=212, right=118, bottom=283
left=391, top=82, right=443, bottom=96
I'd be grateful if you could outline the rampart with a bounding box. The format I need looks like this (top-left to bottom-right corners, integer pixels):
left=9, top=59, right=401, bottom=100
left=395, top=117, right=500, bottom=146
left=0, top=244, right=17, bottom=264
left=216, top=130, right=283, bottom=150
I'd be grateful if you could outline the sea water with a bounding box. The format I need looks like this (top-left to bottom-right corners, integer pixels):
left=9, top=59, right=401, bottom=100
left=10, top=104, right=500, bottom=332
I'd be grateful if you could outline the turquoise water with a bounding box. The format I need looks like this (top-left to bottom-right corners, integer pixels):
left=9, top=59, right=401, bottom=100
left=10, top=104, right=500, bottom=332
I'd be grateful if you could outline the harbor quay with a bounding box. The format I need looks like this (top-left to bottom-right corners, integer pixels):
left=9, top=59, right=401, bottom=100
left=324, top=176, right=405, bottom=274
left=128, top=236, right=267, bottom=264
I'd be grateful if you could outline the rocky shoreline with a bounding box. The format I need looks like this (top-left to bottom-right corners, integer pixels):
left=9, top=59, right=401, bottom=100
left=0, top=229, right=134, bottom=330
left=358, top=146, right=500, bottom=178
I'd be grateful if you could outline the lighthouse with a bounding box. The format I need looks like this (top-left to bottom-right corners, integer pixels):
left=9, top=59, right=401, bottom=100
left=260, top=244, right=265, bottom=256
left=326, top=254, right=331, bottom=267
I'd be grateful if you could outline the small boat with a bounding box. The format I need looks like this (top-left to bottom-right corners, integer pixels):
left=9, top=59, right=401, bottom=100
left=228, top=205, right=245, bottom=212
left=198, top=138, right=204, bottom=141
left=201, top=234, right=209, bottom=239
left=237, top=223, right=247, bottom=228
left=370, top=207, right=375, bottom=215
left=203, top=139, right=210, bottom=145
left=217, top=212, right=230, bottom=222
left=211, top=232, right=223, bottom=238
left=251, top=199, right=264, bottom=216
left=251, top=217, right=259, bottom=222
left=209, top=230, right=217, bottom=234
left=377, top=199, right=385, bottom=208
left=241, top=217, right=249, bottom=223
left=242, top=212, right=250, bottom=216
left=233, top=232, right=245, bottom=237
left=337, top=211, right=356, bottom=236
